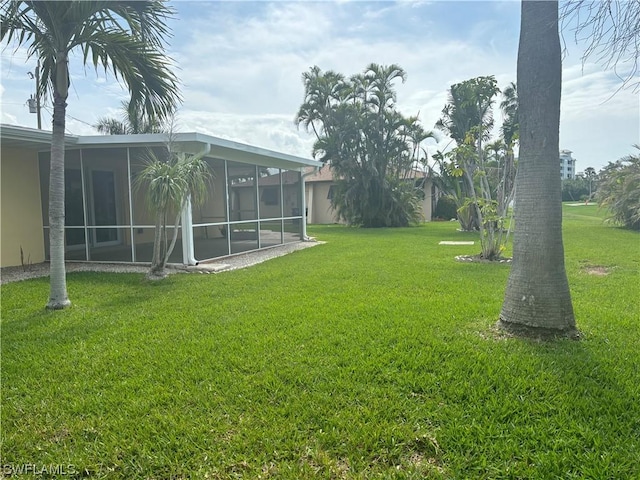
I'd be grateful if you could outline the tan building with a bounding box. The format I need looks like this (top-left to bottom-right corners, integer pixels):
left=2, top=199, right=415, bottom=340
left=304, top=164, right=434, bottom=224
left=0, top=124, right=320, bottom=268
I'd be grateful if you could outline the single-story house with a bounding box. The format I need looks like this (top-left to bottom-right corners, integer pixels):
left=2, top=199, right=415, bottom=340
left=0, top=124, right=321, bottom=268
left=304, top=164, right=435, bottom=224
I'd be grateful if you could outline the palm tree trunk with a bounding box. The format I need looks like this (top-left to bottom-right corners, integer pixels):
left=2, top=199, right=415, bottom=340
left=500, top=0, right=576, bottom=335
left=46, top=90, right=71, bottom=309
left=163, top=204, right=184, bottom=266
left=149, top=210, right=165, bottom=278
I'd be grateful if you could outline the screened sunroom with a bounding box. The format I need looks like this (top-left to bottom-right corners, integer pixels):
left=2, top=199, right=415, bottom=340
left=34, top=131, right=321, bottom=265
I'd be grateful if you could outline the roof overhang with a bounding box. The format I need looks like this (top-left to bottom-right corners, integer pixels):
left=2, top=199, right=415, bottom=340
left=0, top=124, right=79, bottom=149
left=1, top=125, right=321, bottom=171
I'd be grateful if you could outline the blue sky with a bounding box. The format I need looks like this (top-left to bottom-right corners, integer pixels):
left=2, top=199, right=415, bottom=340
left=1, top=1, right=638, bottom=171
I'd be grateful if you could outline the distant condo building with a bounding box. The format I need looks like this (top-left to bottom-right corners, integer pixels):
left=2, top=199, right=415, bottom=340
left=560, top=149, right=576, bottom=179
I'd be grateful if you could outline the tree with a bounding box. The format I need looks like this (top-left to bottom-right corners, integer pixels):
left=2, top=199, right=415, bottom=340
left=583, top=166, right=597, bottom=201
left=1, top=1, right=180, bottom=308
left=296, top=64, right=436, bottom=227
left=435, top=77, right=500, bottom=235
left=436, top=76, right=516, bottom=260
left=562, top=0, right=640, bottom=92
left=499, top=1, right=577, bottom=336
left=95, top=99, right=166, bottom=135
left=500, top=82, right=519, bottom=148
left=136, top=144, right=213, bottom=279
left=596, top=146, right=640, bottom=230
left=561, top=176, right=590, bottom=201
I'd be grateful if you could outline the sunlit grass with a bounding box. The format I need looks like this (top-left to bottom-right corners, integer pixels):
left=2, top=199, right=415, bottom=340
left=1, top=204, right=638, bottom=478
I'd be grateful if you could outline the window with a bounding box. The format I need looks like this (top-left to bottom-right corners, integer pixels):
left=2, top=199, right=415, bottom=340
left=261, top=187, right=279, bottom=206
left=327, top=185, right=335, bottom=200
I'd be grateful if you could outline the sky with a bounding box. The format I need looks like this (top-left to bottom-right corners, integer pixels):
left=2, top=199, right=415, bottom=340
left=1, top=0, right=638, bottom=173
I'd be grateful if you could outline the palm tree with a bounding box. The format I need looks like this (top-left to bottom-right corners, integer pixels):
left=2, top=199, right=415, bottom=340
left=596, top=147, right=640, bottom=230
left=583, top=166, right=597, bottom=201
left=136, top=148, right=212, bottom=280
left=296, top=64, right=433, bottom=227
left=94, top=99, right=166, bottom=135
left=295, top=66, right=346, bottom=141
left=437, top=76, right=511, bottom=258
left=497, top=83, right=518, bottom=227
left=500, top=82, right=519, bottom=149
left=499, top=0, right=577, bottom=336
left=1, top=1, right=180, bottom=309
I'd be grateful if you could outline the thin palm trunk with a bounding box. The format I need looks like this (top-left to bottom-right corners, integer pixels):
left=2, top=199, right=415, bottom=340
left=47, top=71, right=70, bottom=309
left=500, top=0, right=576, bottom=334
left=163, top=205, right=183, bottom=266
left=149, top=210, right=165, bottom=277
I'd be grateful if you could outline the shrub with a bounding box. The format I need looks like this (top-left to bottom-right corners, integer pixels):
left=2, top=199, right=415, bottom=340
left=596, top=147, right=640, bottom=230
left=433, top=195, right=458, bottom=220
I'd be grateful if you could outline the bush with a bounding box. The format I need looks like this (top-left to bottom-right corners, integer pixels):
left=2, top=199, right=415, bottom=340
left=562, top=177, right=590, bottom=201
left=596, top=147, right=640, bottom=230
left=433, top=195, right=458, bottom=220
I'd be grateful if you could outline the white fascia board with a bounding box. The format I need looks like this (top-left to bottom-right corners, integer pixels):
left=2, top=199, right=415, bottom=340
left=0, top=124, right=79, bottom=149
left=75, top=131, right=321, bottom=171
left=1, top=124, right=320, bottom=170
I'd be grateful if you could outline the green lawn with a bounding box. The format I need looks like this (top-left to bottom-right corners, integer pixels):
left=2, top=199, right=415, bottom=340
left=1, top=205, right=639, bottom=479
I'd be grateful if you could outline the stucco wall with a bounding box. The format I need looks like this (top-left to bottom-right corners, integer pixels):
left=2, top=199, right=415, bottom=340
left=419, top=179, right=433, bottom=223
left=306, top=182, right=340, bottom=224
left=1, top=147, right=45, bottom=267
left=306, top=179, right=433, bottom=224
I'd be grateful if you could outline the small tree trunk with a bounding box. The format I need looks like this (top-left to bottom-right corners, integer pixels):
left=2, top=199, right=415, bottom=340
left=46, top=89, right=71, bottom=309
left=148, top=210, right=166, bottom=279
left=163, top=205, right=184, bottom=266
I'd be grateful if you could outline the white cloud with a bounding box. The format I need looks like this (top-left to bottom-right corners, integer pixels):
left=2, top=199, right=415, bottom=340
left=1, top=1, right=635, bottom=170
left=178, top=110, right=314, bottom=158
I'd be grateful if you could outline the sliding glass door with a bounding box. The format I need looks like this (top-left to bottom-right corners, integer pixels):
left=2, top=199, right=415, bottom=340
left=91, top=170, right=120, bottom=245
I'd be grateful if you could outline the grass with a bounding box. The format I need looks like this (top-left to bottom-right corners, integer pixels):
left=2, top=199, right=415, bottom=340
left=1, top=204, right=639, bottom=479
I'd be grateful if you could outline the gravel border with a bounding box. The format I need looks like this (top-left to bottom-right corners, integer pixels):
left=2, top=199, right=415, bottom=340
left=0, top=240, right=324, bottom=285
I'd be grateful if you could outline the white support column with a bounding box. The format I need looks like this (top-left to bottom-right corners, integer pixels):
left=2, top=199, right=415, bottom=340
left=79, top=149, right=90, bottom=261
left=127, top=147, right=135, bottom=262
left=181, top=195, right=197, bottom=265
left=307, top=182, right=314, bottom=225
left=301, top=166, right=319, bottom=240
left=224, top=160, right=231, bottom=255
left=182, top=143, right=210, bottom=265
left=255, top=164, right=261, bottom=249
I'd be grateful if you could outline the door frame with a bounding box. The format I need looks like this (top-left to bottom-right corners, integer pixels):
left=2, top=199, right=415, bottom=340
left=88, top=169, right=122, bottom=247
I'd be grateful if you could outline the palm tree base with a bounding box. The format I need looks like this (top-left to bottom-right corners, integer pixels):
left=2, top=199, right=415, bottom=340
left=496, top=319, right=581, bottom=341
left=146, top=269, right=168, bottom=281
left=46, top=298, right=71, bottom=310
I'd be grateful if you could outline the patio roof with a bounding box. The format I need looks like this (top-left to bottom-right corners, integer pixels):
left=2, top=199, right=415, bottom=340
left=0, top=124, right=321, bottom=171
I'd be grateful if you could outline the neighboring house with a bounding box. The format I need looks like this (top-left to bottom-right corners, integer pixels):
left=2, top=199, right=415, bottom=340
left=0, top=124, right=321, bottom=268
left=304, top=164, right=434, bottom=224
left=560, top=149, right=576, bottom=180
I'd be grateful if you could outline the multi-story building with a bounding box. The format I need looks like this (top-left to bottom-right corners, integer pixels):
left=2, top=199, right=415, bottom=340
left=560, top=149, right=576, bottom=179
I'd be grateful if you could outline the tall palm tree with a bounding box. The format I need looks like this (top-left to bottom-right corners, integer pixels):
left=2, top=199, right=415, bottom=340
left=497, top=83, right=518, bottom=223
left=436, top=76, right=508, bottom=258
left=500, top=0, right=577, bottom=335
left=295, top=66, right=346, bottom=141
left=296, top=64, right=432, bottom=227
left=500, top=82, right=519, bottom=148
left=1, top=1, right=180, bottom=309
left=436, top=76, right=499, bottom=148
left=94, top=99, right=166, bottom=135
left=583, top=166, right=597, bottom=201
